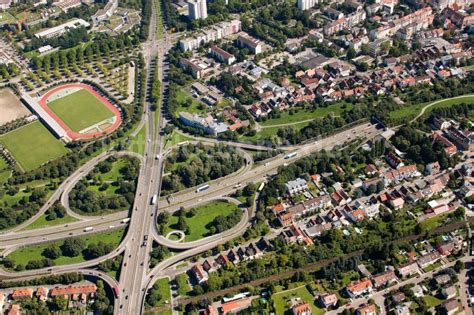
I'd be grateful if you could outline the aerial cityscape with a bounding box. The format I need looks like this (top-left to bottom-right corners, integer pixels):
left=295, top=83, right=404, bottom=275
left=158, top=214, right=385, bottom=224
left=0, top=0, right=472, bottom=314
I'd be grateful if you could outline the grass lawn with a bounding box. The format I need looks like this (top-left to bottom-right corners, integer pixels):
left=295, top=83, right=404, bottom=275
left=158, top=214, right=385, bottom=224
left=0, top=12, right=16, bottom=24
left=22, top=213, right=78, bottom=231
left=7, top=228, right=125, bottom=268
left=240, top=121, right=310, bottom=143
left=0, top=121, right=68, bottom=171
left=156, top=0, right=163, bottom=39
left=0, top=158, right=11, bottom=185
left=47, top=88, right=114, bottom=132
left=151, top=278, right=171, bottom=307
left=85, top=158, right=135, bottom=200
left=272, top=286, right=325, bottom=315
left=164, top=201, right=239, bottom=241
left=423, top=295, right=443, bottom=308
left=419, top=214, right=451, bottom=232
left=389, top=95, right=474, bottom=120
left=176, top=273, right=191, bottom=296
left=164, top=130, right=194, bottom=150
left=260, top=102, right=353, bottom=127
left=128, top=125, right=147, bottom=155
left=175, top=88, right=206, bottom=116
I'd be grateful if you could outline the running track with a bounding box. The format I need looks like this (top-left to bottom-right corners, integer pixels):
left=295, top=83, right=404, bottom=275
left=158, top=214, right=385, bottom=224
left=38, top=83, right=122, bottom=140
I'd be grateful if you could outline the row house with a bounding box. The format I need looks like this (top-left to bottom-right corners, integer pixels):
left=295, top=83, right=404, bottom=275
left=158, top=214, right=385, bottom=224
left=416, top=251, right=441, bottom=268
left=442, top=8, right=474, bottom=28
left=445, top=126, right=474, bottom=150
left=331, top=189, right=351, bottom=206
left=210, top=46, right=236, bottom=65
left=369, top=7, right=434, bottom=40
left=237, top=33, right=263, bottom=54
left=386, top=152, right=404, bottom=169
left=383, top=164, right=418, bottom=184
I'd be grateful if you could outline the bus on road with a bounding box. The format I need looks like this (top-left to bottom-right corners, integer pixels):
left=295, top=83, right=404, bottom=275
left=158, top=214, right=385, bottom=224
left=284, top=151, right=298, bottom=159
left=84, top=227, right=94, bottom=232
left=121, top=218, right=131, bottom=224
left=196, top=184, right=210, bottom=193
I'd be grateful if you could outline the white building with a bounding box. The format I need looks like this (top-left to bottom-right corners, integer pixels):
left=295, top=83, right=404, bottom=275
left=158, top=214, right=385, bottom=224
left=188, top=0, right=207, bottom=20
left=0, top=0, right=12, bottom=10
left=34, top=18, right=90, bottom=39
left=297, top=0, right=318, bottom=10
left=92, top=0, right=118, bottom=24
left=285, top=178, right=308, bottom=195
left=179, top=19, right=241, bottom=51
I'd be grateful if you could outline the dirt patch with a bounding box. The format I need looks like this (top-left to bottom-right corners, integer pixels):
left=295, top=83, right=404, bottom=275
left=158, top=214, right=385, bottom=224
left=0, top=88, right=31, bottom=125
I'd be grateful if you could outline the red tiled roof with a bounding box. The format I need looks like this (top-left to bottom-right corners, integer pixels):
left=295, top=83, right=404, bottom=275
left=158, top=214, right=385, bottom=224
left=50, top=284, right=97, bottom=297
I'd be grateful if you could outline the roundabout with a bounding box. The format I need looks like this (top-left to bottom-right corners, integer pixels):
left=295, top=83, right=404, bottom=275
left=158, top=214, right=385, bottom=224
left=165, top=230, right=185, bottom=242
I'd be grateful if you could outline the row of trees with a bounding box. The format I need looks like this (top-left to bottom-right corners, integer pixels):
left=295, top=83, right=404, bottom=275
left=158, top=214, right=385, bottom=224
left=161, top=143, right=245, bottom=194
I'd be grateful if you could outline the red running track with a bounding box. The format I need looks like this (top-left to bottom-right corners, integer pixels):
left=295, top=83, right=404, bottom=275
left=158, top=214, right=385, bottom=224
left=38, top=83, right=122, bottom=141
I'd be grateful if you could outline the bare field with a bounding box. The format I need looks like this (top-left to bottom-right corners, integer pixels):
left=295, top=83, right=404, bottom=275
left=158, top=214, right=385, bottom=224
left=0, top=88, right=31, bottom=125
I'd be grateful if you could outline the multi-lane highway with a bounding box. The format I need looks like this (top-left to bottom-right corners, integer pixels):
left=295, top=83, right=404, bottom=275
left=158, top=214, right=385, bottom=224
left=0, top=2, right=388, bottom=313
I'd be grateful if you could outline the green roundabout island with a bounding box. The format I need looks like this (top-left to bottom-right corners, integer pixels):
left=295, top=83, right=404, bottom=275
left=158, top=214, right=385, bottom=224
left=157, top=200, right=242, bottom=242
left=68, top=156, right=140, bottom=216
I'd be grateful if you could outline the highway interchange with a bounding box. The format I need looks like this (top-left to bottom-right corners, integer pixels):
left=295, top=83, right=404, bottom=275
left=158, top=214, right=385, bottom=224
left=0, top=2, right=387, bottom=314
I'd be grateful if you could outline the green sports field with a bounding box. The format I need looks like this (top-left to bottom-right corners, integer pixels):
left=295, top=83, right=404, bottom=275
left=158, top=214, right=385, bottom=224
left=47, top=89, right=114, bottom=132
left=0, top=121, right=68, bottom=171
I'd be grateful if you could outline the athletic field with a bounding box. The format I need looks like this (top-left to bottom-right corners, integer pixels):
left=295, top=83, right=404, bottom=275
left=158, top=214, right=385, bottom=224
left=0, top=121, right=68, bottom=171
left=47, top=88, right=115, bottom=133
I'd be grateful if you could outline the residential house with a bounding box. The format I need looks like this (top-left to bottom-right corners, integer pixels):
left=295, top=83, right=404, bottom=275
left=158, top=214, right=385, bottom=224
left=386, top=152, right=404, bottom=169
left=390, top=197, right=405, bottom=210
left=441, top=286, right=456, bottom=299
left=356, top=303, right=377, bottom=315
left=50, top=284, right=97, bottom=298
left=286, top=178, right=308, bottom=195
left=416, top=251, right=441, bottom=269
left=7, top=304, right=21, bottom=315
left=372, top=270, right=397, bottom=288
left=11, top=288, right=34, bottom=300
left=291, top=301, right=312, bottom=315
left=319, top=293, right=338, bottom=309
left=397, top=262, right=419, bottom=278
left=346, top=278, right=373, bottom=298
left=441, top=299, right=459, bottom=315
left=220, top=298, right=252, bottom=314
left=437, top=242, right=455, bottom=256
left=435, top=274, right=451, bottom=286
left=426, top=162, right=441, bottom=175
left=36, top=287, right=49, bottom=302
left=191, top=264, right=209, bottom=284
left=0, top=293, right=4, bottom=311
left=279, top=212, right=294, bottom=227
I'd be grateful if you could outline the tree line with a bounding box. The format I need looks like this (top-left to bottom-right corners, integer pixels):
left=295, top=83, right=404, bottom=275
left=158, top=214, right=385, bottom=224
left=161, top=143, right=245, bottom=194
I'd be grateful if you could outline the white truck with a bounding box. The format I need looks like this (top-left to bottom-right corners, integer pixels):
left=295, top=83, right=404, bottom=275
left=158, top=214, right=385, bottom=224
left=150, top=194, right=158, bottom=205
left=84, top=227, right=94, bottom=232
